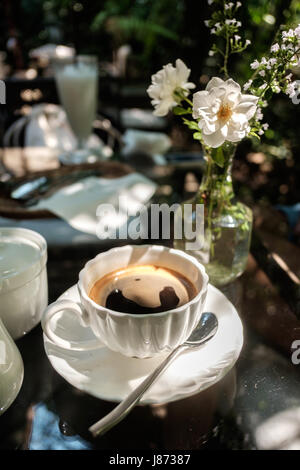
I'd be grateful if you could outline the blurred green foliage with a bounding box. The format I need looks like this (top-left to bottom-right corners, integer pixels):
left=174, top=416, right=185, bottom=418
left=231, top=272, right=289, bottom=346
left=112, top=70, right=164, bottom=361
left=1, top=0, right=186, bottom=73
left=2, top=0, right=299, bottom=79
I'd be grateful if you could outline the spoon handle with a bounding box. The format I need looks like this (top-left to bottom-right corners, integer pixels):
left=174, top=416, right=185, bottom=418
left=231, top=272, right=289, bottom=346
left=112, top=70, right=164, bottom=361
left=89, top=344, right=187, bottom=437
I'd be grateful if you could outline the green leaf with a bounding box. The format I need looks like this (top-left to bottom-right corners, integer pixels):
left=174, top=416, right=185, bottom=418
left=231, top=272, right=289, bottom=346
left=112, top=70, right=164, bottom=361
left=249, top=131, right=261, bottom=140
left=211, top=146, right=225, bottom=168
left=91, top=11, right=109, bottom=31
left=183, top=118, right=200, bottom=131
left=173, top=106, right=190, bottom=115
left=193, top=132, right=202, bottom=141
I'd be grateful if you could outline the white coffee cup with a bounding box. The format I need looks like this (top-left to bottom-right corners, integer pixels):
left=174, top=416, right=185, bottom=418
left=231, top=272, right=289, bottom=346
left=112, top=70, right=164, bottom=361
left=42, top=245, right=208, bottom=358
left=0, top=227, right=48, bottom=339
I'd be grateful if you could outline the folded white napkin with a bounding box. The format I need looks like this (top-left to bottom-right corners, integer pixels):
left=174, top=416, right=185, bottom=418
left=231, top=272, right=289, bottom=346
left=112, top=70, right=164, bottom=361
left=32, top=173, right=157, bottom=236
left=121, top=129, right=171, bottom=166
left=120, top=109, right=166, bottom=130
left=122, top=129, right=171, bottom=155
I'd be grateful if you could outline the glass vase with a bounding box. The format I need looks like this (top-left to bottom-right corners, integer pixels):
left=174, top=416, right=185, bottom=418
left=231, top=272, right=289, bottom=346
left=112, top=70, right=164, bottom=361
left=174, top=142, right=252, bottom=286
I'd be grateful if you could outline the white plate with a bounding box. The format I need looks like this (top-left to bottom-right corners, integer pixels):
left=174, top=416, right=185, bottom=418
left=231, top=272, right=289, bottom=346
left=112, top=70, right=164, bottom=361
left=43, top=284, right=243, bottom=405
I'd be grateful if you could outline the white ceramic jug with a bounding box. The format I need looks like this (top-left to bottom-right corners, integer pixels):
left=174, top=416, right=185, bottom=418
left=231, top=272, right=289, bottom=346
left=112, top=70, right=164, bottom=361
left=0, top=317, right=24, bottom=415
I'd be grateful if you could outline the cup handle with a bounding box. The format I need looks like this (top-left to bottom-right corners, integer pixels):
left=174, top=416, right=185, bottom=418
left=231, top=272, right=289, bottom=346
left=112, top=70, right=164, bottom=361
left=42, top=299, right=100, bottom=351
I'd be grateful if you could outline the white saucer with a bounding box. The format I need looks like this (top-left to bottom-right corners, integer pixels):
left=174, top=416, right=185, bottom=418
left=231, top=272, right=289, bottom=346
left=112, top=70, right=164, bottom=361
left=43, top=284, right=243, bottom=405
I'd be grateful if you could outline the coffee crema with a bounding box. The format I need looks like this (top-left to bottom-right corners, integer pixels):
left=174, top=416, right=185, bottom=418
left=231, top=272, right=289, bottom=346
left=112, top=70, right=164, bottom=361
left=88, top=264, right=197, bottom=314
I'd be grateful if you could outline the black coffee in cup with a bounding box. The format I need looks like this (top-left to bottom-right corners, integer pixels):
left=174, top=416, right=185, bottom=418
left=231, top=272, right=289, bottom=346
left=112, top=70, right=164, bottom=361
left=89, top=265, right=197, bottom=314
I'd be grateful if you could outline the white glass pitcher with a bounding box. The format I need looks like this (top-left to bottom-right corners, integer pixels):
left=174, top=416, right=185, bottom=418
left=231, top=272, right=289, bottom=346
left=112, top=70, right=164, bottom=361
left=0, top=317, right=24, bottom=415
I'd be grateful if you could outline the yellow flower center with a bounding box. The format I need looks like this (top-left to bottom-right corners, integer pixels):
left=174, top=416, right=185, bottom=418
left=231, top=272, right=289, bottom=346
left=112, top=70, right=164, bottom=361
left=217, top=104, right=232, bottom=122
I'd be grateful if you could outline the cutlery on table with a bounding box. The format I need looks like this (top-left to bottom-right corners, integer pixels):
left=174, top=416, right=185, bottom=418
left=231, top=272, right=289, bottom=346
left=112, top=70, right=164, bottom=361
left=6, top=169, right=100, bottom=206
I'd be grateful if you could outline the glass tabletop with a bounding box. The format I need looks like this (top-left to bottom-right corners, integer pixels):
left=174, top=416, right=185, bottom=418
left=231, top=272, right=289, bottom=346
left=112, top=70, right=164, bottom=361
left=1, top=236, right=299, bottom=451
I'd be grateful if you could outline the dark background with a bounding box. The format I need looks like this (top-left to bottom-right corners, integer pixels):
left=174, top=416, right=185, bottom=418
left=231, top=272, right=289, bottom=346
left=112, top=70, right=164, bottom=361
left=0, top=0, right=300, bottom=210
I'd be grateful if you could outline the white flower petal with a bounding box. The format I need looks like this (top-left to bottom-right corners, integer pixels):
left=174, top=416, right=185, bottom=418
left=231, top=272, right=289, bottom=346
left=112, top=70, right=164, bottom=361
left=227, top=128, right=247, bottom=142
left=224, top=78, right=241, bottom=94
left=206, top=77, right=225, bottom=91
left=175, top=59, right=191, bottom=84
left=230, top=113, right=248, bottom=126
left=224, top=90, right=240, bottom=108
left=234, top=101, right=257, bottom=119
left=239, top=93, right=259, bottom=105
left=220, top=124, right=228, bottom=137
left=183, top=82, right=196, bottom=90
left=199, top=117, right=219, bottom=134
left=202, top=128, right=225, bottom=147
left=152, top=97, right=176, bottom=116
left=192, top=91, right=211, bottom=118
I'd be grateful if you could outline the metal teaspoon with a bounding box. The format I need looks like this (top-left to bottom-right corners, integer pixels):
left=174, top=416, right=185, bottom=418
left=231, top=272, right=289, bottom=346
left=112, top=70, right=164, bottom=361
left=89, top=311, right=218, bottom=437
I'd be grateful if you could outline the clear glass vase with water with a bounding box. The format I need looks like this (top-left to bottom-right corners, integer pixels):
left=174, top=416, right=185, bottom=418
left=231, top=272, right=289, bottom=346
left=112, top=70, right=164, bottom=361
left=174, top=143, right=252, bottom=286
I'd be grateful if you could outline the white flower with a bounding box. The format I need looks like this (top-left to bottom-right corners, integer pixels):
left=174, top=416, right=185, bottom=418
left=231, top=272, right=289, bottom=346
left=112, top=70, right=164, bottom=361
left=250, top=60, right=260, bottom=69
left=286, top=81, right=298, bottom=98
left=243, top=79, right=253, bottom=91
left=259, top=83, right=267, bottom=90
left=282, top=29, right=295, bottom=41
left=245, top=39, right=251, bottom=46
left=192, top=77, right=258, bottom=148
left=271, top=43, right=280, bottom=53
left=268, top=58, right=277, bottom=67
left=236, top=1, right=242, bottom=7
left=259, top=70, right=266, bottom=77
left=255, top=107, right=263, bottom=121
left=295, top=24, right=300, bottom=38
left=147, top=59, right=195, bottom=117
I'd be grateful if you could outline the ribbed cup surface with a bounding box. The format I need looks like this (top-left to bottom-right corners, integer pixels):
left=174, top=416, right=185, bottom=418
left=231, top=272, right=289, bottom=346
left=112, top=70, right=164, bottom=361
left=79, top=245, right=209, bottom=358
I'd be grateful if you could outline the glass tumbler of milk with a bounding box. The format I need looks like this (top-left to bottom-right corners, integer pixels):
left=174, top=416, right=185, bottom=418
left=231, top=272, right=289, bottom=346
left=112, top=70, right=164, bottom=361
left=54, top=55, right=99, bottom=164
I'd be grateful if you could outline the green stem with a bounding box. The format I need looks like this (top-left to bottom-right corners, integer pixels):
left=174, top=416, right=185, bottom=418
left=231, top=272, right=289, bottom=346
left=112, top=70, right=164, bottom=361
left=223, top=28, right=230, bottom=78
left=218, top=147, right=234, bottom=214
left=183, top=96, right=193, bottom=107
left=206, top=156, right=215, bottom=256
left=223, top=0, right=230, bottom=78
left=200, top=144, right=236, bottom=256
